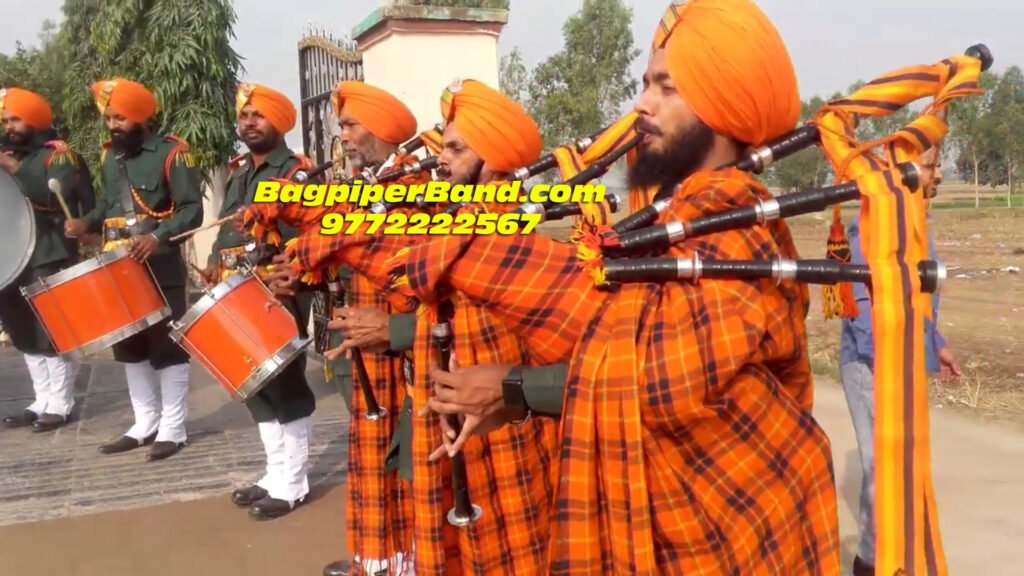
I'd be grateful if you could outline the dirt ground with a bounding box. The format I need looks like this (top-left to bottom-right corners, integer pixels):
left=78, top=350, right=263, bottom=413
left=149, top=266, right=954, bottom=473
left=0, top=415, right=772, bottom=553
left=0, top=483, right=347, bottom=576
left=788, top=206, right=1024, bottom=429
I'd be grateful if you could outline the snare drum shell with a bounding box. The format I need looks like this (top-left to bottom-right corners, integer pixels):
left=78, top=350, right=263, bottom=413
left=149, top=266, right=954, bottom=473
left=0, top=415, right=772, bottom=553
left=173, top=273, right=303, bottom=399
left=22, top=247, right=170, bottom=356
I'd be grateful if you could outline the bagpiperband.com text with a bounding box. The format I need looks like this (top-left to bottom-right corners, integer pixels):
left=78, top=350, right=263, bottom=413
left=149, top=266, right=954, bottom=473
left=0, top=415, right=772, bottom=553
left=253, top=180, right=606, bottom=236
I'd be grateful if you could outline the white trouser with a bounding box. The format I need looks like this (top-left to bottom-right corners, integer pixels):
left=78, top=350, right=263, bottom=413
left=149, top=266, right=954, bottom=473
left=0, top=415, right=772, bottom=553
left=124, top=361, right=190, bottom=443
left=256, top=416, right=313, bottom=504
left=24, top=353, right=80, bottom=417
left=354, top=541, right=416, bottom=575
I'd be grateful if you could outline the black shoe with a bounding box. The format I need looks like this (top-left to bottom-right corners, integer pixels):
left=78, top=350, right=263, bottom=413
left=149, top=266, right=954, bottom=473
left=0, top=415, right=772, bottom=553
left=147, top=440, right=186, bottom=461
left=853, top=556, right=875, bottom=576
left=231, top=485, right=268, bottom=507
left=99, top=433, right=156, bottom=454
left=249, top=495, right=304, bottom=520
left=32, top=413, right=68, bottom=433
left=4, top=410, right=38, bottom=429
left=323, top=560, right=351, bottom=576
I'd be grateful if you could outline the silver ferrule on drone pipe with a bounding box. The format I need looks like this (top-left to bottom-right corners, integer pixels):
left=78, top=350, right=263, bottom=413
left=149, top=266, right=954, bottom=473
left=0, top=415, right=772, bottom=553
left=542, top=191, right=622, bottom=222
left=771, top=258, right=799, bottom=283
left=610, top=196, right=673, bottom=235
left=515, top=201, right=547, bottom=218
left=753, top=197, right=781, bottom=225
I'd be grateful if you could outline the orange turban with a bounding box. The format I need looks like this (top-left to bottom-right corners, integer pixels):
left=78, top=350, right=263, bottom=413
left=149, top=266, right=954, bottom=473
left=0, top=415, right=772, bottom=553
left=441, top=79, right=542, bottom=172
left=332, top=81, right=417, bottom=144
left=236, top=83, right=296, bottom=134
left=0, top=88, right=53, bottom=129
left=91, top=78, right=158, bottom=124
left=653, top=0, right=800, bottom=146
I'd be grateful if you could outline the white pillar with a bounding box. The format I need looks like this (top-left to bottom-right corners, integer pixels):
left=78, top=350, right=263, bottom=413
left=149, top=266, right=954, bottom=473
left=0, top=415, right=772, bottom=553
left=353, top=3, right=509, bottom=135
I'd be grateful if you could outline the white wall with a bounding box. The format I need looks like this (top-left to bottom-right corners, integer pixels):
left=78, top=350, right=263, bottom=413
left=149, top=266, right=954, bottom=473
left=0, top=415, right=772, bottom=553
left=360, top=30, right=501, bottom=134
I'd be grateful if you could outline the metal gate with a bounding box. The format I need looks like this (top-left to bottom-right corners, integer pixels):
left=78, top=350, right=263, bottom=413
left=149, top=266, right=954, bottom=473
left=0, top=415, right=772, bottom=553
left=297, top=31, right=364, bottom=181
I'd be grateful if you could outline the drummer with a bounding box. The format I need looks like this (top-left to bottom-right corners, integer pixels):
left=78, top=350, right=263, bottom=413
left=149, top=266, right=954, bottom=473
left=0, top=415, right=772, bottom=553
left=0, top=87, right=95, bottom=433
left=198, top=83, right=317, bottom=520
left=64, top=78, right=203, bottom=462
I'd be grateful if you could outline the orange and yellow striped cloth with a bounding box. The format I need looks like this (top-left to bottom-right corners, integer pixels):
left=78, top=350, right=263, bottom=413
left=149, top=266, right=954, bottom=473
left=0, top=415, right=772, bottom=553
left=813, top=49, right=986, bottom=576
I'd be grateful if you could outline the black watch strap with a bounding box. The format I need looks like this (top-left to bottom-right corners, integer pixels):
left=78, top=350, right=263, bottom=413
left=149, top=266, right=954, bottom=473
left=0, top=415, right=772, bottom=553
left=501, top=366, right=529, bottom=422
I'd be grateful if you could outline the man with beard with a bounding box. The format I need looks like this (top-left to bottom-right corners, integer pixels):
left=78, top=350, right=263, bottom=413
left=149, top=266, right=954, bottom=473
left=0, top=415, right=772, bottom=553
left=392, top=1, right=840, bottom=573
left=263, top=80, right=422, bottom=576
left=324, top=78, right=558, bottom=576
left=64, top=78, right=203, bottom=462
left=198, top=83, right=317, bottom=520
left=0, top=87, right=94, bottom=433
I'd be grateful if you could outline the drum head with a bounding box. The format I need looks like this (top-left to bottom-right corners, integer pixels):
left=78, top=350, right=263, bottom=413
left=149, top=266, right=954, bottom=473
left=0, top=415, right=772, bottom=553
left=0, top=170, right=36, bottom=291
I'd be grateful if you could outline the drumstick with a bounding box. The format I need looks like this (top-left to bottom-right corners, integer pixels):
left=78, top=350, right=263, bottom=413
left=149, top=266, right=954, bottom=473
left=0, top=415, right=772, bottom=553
left=47, top=178, right=74, bottom=220
left=169, top=213, right=239, bottom=242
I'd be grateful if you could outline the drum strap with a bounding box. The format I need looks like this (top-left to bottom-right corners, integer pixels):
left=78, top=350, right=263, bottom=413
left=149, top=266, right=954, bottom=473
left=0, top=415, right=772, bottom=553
left=115, top=153, right=141, bottom=233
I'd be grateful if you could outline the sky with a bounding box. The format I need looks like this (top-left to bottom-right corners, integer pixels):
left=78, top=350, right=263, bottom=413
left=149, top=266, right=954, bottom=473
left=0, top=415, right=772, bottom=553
left=2, top=0, right=1022, bottom=147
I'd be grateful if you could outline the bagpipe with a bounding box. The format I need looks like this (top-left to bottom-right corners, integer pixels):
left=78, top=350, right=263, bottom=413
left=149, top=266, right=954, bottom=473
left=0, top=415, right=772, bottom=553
left=378, top=46, right=994, bottom=556
left=575, top=44, right=993, bottom=296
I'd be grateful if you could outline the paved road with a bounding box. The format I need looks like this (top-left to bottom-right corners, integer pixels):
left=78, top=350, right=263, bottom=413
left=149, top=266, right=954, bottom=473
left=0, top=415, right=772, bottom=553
left=0, top=347, right=349, bottom=526
left=0, top=347, right=1020, bottom=574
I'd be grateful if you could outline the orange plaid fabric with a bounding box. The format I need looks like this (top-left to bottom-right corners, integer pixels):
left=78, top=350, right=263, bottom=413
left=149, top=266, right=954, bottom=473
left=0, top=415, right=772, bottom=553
left=402, top=201, right=560, bottom=576
left=263, top=155, right=427, bottom=569
left=385, top=169, right=840, bottom=574
left=343, top=267, right=415, bottom=568
left=811, top=49, right=985, bottom=576
left=286, top=181, right=561, bottom=574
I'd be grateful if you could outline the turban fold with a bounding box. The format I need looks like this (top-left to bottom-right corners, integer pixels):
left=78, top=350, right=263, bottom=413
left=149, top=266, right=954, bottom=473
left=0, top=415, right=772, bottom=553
left=440, top=79, right=542, bottom=172
left=332, top=81, right=417, bottom=144
left=653, top=0, right=799, bottom=146
left=236, top=83, right=296, bottom=134
left=0, top=88, right=53, bottom=129
left=91, top=78, right=158, bottom=124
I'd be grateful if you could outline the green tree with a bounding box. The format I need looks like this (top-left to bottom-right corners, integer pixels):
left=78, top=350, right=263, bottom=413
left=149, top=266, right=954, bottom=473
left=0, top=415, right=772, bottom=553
left=0, top=20, right=67, bottom=134
left=527, top=0, right=641, bottom=155
left=984, top=66, right=1024, bottom=205
left=764, top=96, right=832, bottom=191
left=948, top=71, right=998, bottom=207
left=58, top=0, right=244, bottom=181
left=498, top=46, right=530, bottom=106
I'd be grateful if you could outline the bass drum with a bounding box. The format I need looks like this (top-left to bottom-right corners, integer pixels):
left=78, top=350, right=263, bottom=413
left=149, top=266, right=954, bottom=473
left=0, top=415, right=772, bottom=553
left=0, top=169, right=36, bottom=291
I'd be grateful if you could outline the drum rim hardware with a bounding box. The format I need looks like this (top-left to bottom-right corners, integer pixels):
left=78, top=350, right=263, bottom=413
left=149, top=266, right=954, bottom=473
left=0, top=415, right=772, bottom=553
left=20, top=245, right=171, bottom=359
left=0, top=170, right=38, bottom=291
left=21, top=246, right=131, bottom=296
left=168, top=270, right=311, bottom=401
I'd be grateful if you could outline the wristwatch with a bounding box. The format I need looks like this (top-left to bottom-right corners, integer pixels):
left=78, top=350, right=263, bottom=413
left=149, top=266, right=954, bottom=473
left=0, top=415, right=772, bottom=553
left=501, top=366, right=530, bottom=424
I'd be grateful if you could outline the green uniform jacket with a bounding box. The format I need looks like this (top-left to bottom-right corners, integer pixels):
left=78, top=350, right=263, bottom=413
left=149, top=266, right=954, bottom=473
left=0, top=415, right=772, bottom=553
left=209, top=142, right=316, bottom=423
left=12, top=131, right=96, bottom=267
left=208, top=143, right=308, bottom=266
left=82, top=133, right=203, bottom=288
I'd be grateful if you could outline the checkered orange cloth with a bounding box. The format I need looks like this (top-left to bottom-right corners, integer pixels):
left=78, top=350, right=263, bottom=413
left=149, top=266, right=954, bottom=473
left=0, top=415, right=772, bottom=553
left=384, top=168, right=840, bottom=574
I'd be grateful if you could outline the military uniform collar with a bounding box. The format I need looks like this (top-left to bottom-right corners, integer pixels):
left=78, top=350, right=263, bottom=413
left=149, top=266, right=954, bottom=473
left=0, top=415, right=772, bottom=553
left=141, top=133, right=163, bottom=152
left=28, top=128, right=59, bottom=150
left=237, top=142, right=292, bottom=171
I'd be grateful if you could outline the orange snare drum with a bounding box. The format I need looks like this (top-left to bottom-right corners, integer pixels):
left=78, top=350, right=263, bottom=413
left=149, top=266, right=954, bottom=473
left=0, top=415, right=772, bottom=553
left=21, top=246, right=170, bottom=358
left=169, top=271, right=309, bottom=400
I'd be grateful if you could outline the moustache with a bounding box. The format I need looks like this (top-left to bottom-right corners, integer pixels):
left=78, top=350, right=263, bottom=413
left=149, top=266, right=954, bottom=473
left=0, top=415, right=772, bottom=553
left=635, top=118, right=662, bottom=136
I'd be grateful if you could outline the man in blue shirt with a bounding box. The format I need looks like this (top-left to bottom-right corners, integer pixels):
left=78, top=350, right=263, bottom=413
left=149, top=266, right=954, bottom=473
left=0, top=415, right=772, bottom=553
left=839, top=147, right=961, bottom=576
